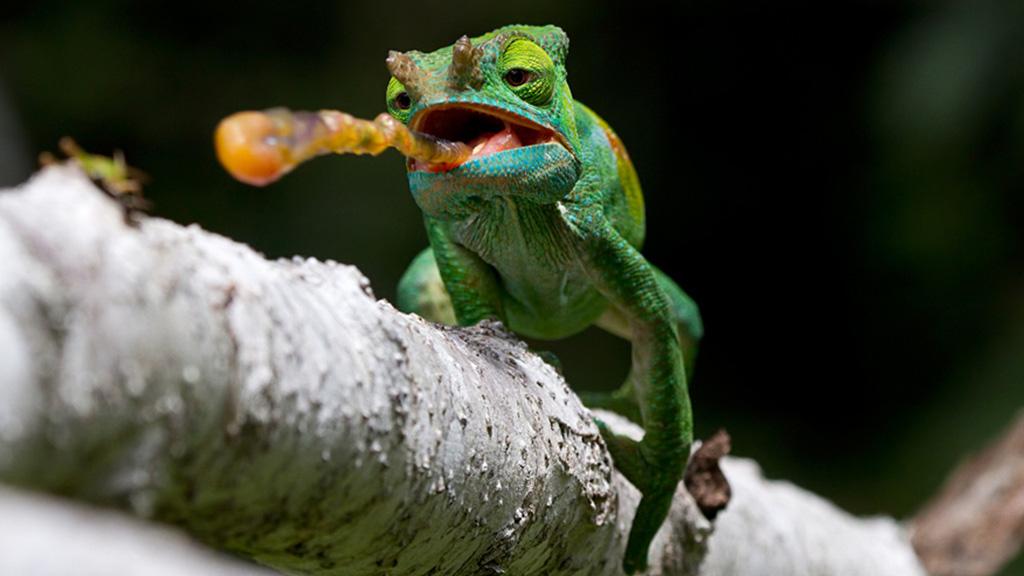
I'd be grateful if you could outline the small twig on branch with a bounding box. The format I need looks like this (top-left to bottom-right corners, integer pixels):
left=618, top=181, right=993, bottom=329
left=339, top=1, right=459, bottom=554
left=685, top=429, right=731, bottom=520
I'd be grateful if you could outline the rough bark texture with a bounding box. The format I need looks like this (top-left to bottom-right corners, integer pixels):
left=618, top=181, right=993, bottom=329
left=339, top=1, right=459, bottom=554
left=0, top=167, right=926, bottom=575
left=912, top=411, right=1024, bottom=576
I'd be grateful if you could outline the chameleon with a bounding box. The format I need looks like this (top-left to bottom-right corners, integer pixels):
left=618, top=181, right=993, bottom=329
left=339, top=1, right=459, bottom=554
left=215, top=24, right=703, bottom=574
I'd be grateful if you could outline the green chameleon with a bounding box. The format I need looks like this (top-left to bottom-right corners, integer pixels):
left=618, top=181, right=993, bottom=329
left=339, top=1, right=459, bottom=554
left=386, top=25, right=703, bottom=573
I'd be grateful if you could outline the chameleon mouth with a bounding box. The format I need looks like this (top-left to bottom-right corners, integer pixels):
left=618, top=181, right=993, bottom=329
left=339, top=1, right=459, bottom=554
left=409, top=104, right=566, bottom=172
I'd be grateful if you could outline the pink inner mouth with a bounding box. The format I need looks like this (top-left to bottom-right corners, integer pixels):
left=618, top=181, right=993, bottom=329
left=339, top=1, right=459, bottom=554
left=469, top=123, right=525, bottom=158
left=410, top=106, right=558, bottom=173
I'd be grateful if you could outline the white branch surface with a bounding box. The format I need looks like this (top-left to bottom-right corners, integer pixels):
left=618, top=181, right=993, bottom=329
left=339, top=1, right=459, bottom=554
left=0, top=485, right=279, bottom=576
left=0, top=167, right=926, bottom=576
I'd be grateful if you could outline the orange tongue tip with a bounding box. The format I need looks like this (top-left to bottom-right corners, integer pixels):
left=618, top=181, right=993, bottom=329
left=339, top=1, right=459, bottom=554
left=215, top=111, right=290, bottom=186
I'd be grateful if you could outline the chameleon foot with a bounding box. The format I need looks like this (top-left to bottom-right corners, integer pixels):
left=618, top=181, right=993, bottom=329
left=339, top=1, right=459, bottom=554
left=623, top=489, right=675, bottom=574
left=595, top=419, right=687, bottom=574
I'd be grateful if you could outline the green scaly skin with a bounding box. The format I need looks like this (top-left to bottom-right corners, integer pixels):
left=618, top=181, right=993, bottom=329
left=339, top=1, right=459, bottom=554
left=388, top=25, right=703, bottom=574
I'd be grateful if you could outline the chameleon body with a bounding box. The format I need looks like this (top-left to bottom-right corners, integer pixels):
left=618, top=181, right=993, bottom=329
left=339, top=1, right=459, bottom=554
left=388, top=26, right=703, bottom=573
left=214, top=23, right=703, bottom=574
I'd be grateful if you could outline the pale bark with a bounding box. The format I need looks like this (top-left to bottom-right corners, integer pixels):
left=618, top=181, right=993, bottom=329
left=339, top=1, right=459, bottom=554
left=0, top=486, right=279, bottom=576
left=0, top=167, right=926, bottom=575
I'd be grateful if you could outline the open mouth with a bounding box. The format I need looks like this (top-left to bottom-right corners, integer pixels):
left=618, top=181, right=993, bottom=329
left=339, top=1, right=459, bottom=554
left=410, top=104, right=566, bottom=172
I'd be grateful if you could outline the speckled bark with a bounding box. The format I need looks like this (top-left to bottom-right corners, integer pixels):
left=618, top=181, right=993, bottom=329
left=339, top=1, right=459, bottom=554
left=0, top=167, right=926, bottom=576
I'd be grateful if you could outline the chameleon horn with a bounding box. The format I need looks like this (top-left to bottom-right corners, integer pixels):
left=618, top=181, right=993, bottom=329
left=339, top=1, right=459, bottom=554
left=385, top=51, right=425, bottom=100
left=448, top=35, right=483, bottom=90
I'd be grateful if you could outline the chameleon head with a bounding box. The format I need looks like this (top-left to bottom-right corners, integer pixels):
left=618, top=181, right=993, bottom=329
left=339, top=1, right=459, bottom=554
left=384, top=25, right=583, bottom=218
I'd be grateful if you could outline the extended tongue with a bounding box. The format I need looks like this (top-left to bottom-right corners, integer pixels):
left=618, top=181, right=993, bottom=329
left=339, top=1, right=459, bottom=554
left=413, top=122, right=524, bottom=172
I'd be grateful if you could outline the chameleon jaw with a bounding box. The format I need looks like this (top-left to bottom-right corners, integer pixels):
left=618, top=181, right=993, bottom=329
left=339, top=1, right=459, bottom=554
left=409, top=103, right=571, bottom=173
left=405, top=105, right=580, bottom=217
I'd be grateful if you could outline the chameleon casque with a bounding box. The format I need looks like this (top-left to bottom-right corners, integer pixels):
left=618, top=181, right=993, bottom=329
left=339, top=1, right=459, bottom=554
left=215, top=24, right=703, bottom=574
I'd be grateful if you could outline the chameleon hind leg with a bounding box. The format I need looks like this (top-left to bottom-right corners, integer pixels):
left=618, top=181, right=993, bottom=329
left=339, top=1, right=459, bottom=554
left=580, top=264, right=703, bottom=423
left=396, top=247, right=457, bottom=325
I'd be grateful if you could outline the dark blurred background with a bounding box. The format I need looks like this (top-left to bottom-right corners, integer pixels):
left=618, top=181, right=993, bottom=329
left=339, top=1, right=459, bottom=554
left=2, top=0, right=1023, bottom=570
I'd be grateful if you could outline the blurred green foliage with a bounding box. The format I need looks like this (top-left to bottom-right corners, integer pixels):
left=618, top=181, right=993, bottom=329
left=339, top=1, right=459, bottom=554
left=1, top=1, right=1023, bottom=571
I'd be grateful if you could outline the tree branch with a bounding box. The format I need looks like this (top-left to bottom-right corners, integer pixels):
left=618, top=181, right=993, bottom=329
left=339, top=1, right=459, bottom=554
left=0, top=167, right=925, bottom=575
left=912, top=411, right=1024, bottom=576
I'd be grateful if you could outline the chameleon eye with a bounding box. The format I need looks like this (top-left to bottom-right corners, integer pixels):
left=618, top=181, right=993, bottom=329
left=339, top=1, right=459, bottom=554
left=498, top=39, right=555, bottom=106
left=386, top=77, right=413, bottom=121
left=503, top=68, right=533, bottom=87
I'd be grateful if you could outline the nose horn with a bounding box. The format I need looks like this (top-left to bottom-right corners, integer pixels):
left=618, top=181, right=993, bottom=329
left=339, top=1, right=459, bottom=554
left=386, top=51, right=425, bottom=99
left=448, top=35, right=483, bottom=90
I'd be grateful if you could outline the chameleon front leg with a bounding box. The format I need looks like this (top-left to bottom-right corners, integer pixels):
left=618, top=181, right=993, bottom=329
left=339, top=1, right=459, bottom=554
left=597, top=264, right=703, bottom=374
left=572, top=212, right=692, bottom=575
left=583, top=266, right=703, bottom=423
left=422, top=216, right=505, bottom=325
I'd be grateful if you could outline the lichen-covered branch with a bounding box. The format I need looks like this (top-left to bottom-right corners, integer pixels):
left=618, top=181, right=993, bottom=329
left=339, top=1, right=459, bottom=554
left=0, top=167, right=925, bottom=575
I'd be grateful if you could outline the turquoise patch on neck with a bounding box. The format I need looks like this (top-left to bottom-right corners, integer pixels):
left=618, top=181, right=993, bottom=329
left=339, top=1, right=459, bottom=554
left=407, top=143, right=579, bottom=219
